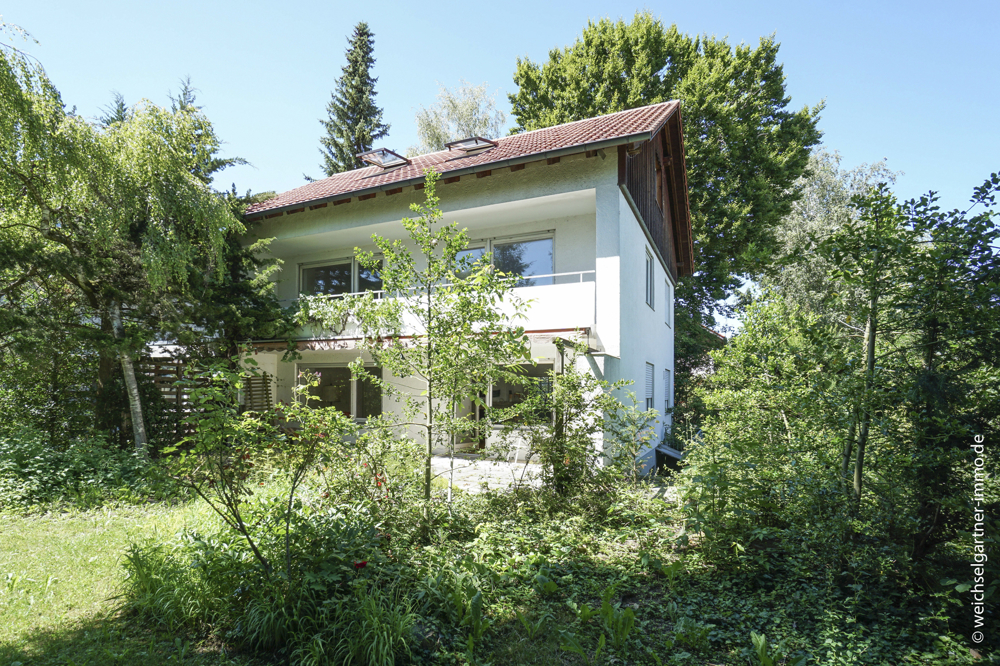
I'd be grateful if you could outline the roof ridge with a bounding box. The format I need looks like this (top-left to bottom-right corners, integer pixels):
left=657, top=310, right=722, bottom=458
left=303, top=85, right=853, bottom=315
left=505, top=100, right=676, bottom=140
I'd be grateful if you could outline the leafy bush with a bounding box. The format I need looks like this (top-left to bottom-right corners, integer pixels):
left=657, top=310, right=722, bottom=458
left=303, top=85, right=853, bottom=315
left=0, top=429, right=173, bottom=510
left=120, top=490, right=409, bottom=661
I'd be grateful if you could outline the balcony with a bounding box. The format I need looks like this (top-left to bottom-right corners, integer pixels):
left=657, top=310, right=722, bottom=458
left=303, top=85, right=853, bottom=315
left=284, top=271, right=596, bottom=346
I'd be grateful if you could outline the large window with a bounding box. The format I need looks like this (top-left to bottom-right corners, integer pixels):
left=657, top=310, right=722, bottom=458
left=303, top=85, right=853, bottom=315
left=456, top=235, right=554, bottom=286
left=490, top=363, right=554, bottom=422
left=493, top=237, right=553, bottom=286
left=300, top=258, right=382, bottom=296
left=297, top=364, right=382, bottom=419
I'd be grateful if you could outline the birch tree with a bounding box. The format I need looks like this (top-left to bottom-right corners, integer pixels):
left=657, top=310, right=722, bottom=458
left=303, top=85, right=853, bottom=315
left=0, top=29, right=241, bottom=454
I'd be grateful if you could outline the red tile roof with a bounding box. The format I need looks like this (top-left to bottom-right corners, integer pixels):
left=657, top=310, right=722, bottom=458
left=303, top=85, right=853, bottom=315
left=246, top=101, right=680, bottom=217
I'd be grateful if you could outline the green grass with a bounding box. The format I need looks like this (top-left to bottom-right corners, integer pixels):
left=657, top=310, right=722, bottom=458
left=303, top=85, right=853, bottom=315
left=0, top=503, right=262, bottom=666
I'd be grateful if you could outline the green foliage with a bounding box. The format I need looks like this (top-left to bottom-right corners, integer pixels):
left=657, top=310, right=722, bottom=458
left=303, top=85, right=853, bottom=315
left=0, top=430, right=173, bottom=510
left=515, top=609, right=553, bottom=640
left=408, top=80, right=506, bottom=156
left=763, top=149, right=898, bottom=321
left=558, top=629, right=604, bottom=666
left=597, top=586, right=636, bottom=648
left=164, top=358, right=358, bottom=578
left=0, top=36, right=253, bottom=452
left=495, top=358, right=661, bottom=507
left=509, top=11, right=821, bottom=374
left=750, top=631, right=806, bottom=666
left=318, top=21, right=390, bottom=175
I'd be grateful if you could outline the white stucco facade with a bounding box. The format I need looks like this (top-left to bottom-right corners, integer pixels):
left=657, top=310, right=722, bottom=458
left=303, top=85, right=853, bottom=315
left=249, top=149, right=677, bottom=467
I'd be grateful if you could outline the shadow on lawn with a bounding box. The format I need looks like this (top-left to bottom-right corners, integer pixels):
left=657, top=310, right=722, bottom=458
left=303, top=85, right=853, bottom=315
left=0, top=611, right=266, bottom=666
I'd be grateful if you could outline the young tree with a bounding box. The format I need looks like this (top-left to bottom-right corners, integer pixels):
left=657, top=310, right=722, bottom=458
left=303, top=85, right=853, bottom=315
left=319, top=22, right=390, bottom=175
left=818, top=185, right=916, bottom=504
left=508, top=11, right=822, bottom=425
left=820, top=177, right=1000, bottom=551
left=407, top=80, right=506, bottom=156
left=298, top=170, right=531, bottom=522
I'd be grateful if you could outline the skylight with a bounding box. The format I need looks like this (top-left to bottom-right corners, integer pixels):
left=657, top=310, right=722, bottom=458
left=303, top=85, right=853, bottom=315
left=357, top=148, right=410, bottom=169
left=445, top=137, right=498, bottom=153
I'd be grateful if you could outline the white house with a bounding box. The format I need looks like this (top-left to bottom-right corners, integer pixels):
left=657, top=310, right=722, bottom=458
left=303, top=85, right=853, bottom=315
left=243, top=101, right=694, bottom=468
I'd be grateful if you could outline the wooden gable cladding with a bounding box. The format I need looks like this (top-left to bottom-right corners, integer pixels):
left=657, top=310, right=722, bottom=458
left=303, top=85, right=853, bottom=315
left=617, top=108, right=694, bottom=281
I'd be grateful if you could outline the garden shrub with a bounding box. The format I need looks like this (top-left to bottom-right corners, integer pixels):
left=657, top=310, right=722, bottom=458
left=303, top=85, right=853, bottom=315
left=120, top=488, right=412, bottom=662
left=0, top=428, right=174, bottom=510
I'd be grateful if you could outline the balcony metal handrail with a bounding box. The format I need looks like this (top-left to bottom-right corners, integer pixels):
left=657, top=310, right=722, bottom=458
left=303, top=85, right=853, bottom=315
left=291, top=270, right=597, bottom=303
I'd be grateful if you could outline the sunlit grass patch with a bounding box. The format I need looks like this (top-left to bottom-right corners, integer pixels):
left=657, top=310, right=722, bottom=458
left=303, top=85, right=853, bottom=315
left=0, top=502, right=253, bottom=665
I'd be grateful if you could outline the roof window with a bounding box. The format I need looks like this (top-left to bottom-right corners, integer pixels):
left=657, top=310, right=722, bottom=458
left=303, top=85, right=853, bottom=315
left=357, top=148, right=410, bottom=169
left=445, top=137, right=497, bottom=153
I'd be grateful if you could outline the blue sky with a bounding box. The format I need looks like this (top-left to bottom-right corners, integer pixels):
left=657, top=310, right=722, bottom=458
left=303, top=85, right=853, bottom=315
left=4, top=0, right=997, bottom=213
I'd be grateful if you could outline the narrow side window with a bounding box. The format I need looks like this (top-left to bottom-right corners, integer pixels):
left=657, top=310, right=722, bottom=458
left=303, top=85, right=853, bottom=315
left=645, top=250, right=654, bottom=308
left=645, top=362, right=654, bottom=410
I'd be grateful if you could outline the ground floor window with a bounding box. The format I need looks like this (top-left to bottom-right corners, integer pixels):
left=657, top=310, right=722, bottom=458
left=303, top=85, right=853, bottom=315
left=296, top=364, right=382, bottom=419
left=489, top=362, right=555, bottom=423
left=645, top=362, right=655, bottom=410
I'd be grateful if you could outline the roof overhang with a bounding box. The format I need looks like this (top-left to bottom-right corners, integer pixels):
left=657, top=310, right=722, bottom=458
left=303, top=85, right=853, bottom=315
left=245, top=130, right=661, bottom=222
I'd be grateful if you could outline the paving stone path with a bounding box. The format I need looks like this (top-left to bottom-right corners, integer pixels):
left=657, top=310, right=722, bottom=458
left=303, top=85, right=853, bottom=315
left=430, top=454, right=541, bottom=493
left=428, top=453, right=680, bottom=502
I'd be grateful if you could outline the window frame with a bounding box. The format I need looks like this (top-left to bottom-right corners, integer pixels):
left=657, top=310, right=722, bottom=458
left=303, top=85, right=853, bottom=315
left=483, top=232, right=556, bottom=286
left=293, top=362, right=383, bottom=421
left=645, top=249, right=655, bottom=308
left=487, top=361, right=557, bottom=427
left=298, top=256, right=384, bottom=296
left=664, top=278, right=673, bottom=327
left=645, top=362, right=655, bottom=411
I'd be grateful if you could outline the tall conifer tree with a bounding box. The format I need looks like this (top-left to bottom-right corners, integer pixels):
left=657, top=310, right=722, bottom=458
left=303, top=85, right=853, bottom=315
left=319, top=22, right=390, bottom=175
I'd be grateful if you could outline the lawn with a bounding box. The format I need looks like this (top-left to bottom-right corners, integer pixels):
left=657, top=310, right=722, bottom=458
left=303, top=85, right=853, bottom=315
left=1, top=489, right=989, bottom=666
left=0, top=503, right=260, bottom=666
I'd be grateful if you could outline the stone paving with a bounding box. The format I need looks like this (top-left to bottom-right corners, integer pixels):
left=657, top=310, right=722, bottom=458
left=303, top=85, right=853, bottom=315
left=428, top=451, right=680, bottom=503
left=430, top=454, right=541, bottom=493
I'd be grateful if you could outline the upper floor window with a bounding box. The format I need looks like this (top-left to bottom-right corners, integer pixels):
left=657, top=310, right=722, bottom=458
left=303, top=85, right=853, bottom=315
left=664, top=278, right=673, bottom=327
left=645, top=250, right=654, bottom=308
left=457, top=235, right=554, bottom=287
left=493, top=237, right=553, bottom=286
left=300, top=258, right=382, bottom=296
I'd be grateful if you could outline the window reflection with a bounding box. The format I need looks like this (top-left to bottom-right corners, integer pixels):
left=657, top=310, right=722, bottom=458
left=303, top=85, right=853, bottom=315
left=492, top=363, right=554, bottom=421
left=456, top=247, right=486, bottom=278
left=493, top=238, right=553, bottom=286
left=298, top=365, right=382, bottom=419
left=302, top=263, right=351, bottom=296
left=358, top=260, right=383, bottom=292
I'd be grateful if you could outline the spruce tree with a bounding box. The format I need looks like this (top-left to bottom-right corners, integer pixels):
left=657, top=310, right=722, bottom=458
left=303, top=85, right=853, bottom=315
left=319, top=22, right=390, bottom=176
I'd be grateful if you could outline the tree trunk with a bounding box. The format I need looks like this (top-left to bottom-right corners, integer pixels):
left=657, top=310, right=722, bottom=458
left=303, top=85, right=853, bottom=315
left=854, top=286, right=878, bottom=506
left=842, top=410, right=856, bottom=492
left=110, top=302, right=148, bottom=457
left=95, top=311, right=121, bottom=442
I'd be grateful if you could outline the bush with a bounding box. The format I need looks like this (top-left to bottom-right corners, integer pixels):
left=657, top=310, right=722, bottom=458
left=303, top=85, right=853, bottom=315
left=0, top=429, right=174, bottom=510
left=120, top=490, right=412, bottom=662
